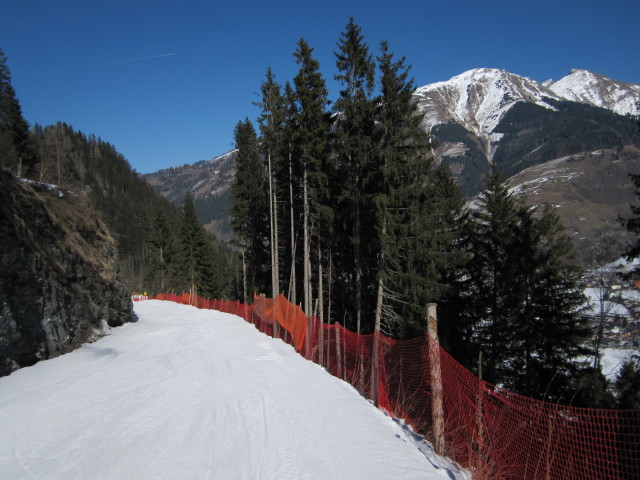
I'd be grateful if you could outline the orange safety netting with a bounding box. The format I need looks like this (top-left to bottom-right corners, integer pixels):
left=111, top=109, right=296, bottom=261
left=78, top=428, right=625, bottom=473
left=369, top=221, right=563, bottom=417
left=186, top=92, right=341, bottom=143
left=251, top=293, right=308, bottom=351
left=144, top=293, right=640, bottom=480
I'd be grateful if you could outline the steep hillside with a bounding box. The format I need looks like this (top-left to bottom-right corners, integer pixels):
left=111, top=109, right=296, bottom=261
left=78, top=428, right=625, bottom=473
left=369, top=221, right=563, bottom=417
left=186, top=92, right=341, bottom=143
left=492, top=99, right=640, bottom=177
left=506, top=146, right=639, bottom=265
left=0, top=170, right=134, bottom=376
left=30, top=123, right=239, bottom=293
left=142, top=150, right=236, bottom=241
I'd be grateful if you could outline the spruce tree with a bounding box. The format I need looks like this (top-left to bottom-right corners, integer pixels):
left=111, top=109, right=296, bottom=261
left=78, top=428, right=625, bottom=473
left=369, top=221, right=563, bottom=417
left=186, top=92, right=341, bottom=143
left=614, top=356, right=640, bottom=409
left=176, top=193, right=220, bottom=299
left=145, top=210, right=176, bottom=293
left=0, top=49, right=37, bottom=175
left=373, top=40, right=433, bottom=336
left=281, top=81, right=302, bottom=305
left=333, top=18, right=377, bottom=333
left=457, top=164, right=523, bottom=381
left=293, top=39, right=330, bottom=316
left=510, top=203, right=591, bottom=401
left=230, top=119, right=270, bottom=302
left=456, top=166, right=593, bottom=400
left=256, top=68, right=285, bottom=298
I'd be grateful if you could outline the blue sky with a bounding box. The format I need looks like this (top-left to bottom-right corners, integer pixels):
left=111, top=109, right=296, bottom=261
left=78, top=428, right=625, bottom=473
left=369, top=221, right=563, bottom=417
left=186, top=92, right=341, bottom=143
left=1, top=0, right=638, bottom=174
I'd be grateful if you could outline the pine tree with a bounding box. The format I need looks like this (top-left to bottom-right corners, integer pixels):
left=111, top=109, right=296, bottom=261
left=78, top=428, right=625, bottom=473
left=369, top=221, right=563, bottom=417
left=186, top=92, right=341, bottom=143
left=145, top=210, right=176, bottom=293
left=456, top=164, right=523, bottom=381
left=281, top=81, right=302, bottom=305
left=176, top=193, right=219, bottom=299
left=614, top=356, right=640, bottom=409
left=230, top=119, right=270, bottom=302
left=510, top=203, right=592, bottom=401
left=333, top=18, right=377, bottom=333
left=0, top=49, right=37, bottom=175
left=373, top=40, right=433, bottom=336
left=293, top=39, right=330, bottom=316
left=256, top=68, right=285, bottom=298
left=455, top=166, right=593, bottom=400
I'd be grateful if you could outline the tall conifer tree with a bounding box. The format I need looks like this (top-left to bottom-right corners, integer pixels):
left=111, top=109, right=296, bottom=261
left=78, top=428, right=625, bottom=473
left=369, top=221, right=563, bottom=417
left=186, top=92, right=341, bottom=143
left=230, top=119, right=270, bottom=302
left=458, top=164, right=524, bottom=382
left=145, top=211, right=176, bottom=293
left=293, top=39, right=330, bottom=316
left=281, top=81, right=302, bottom=304
left=176, top=193, right=219, bottom=299
left=374, top=40, right=427, bottom=335
left=510, top=203, right=591, bottom=400
left=333, top=18, right=377, bottom=333
left=454, top=165, right=592, bottom=399
left=256, top=68, right=286, bottom=298
left=0, top=49, right=37, bottom=175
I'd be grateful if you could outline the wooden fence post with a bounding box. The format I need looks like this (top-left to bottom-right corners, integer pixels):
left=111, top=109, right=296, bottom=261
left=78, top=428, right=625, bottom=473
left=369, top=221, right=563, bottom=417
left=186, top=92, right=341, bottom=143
left=427, top=303, right=445, bottom=456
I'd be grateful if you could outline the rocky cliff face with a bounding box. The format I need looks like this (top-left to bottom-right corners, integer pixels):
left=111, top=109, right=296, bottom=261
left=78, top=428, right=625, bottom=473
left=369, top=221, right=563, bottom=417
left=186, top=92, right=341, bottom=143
left=0, top=170, right=135, bottom=376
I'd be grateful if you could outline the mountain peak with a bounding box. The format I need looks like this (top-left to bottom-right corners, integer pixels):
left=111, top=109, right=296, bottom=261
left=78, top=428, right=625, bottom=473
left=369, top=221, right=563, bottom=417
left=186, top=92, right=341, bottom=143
left=548, top=69, right=640, bottom=116
left=415, top=68, right=639, bottom=154
left=414, top=68, right=560, bottom=158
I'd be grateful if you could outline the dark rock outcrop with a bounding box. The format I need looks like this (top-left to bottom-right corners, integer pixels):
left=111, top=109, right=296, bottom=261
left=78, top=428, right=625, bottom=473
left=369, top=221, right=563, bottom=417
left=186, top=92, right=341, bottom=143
left=0, top=170, right=135, bottom=376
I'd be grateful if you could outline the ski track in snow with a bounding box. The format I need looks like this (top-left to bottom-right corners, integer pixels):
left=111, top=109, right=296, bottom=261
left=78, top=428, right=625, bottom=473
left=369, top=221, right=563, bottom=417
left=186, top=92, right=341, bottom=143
left=0, top=300, right=468, bottom=480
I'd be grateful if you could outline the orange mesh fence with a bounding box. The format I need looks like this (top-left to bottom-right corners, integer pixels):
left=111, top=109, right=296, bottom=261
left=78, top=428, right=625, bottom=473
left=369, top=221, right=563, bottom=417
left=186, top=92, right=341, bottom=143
left=251, top=293, right=307, bottom=351
left=145, top=293, right=640, bottom=479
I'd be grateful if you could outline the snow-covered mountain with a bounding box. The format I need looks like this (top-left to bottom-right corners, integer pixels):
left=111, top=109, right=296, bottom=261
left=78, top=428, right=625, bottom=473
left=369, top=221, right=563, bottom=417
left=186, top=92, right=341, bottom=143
left=414, top=68, right=562, bottom=158
left=414, top=68, right=639, bottom=160
left=546, top=69, right=640, bottom=116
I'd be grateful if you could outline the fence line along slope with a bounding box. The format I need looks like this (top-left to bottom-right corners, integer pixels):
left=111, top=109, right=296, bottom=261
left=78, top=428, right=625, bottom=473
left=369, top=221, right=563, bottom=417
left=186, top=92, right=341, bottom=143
left=156, top=292, right=640, bottom=480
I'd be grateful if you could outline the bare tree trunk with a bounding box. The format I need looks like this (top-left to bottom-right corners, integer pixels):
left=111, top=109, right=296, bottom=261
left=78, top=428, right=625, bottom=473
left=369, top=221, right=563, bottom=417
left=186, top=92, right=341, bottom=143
left=288, top=148, right=296, bottom=305
left=374, top=220, right=386, bottom=334
left=327, top=251, right=332, bottom=325
left=318, top=245, right=323, bottom=324
left=355, top=199, right=362, bottom=334
left=303, top=168, right=311, bottom=315
left=273, top=164, right=280, bottom=297
left=241, top=248, right=247, bottom=305
left=371, top=236, right=384, bottom=406
left=55, top=124, right=62, bottom=185
left=267, top=150, right=277, bottom=298
left=159, top=245, right=165, bottom=292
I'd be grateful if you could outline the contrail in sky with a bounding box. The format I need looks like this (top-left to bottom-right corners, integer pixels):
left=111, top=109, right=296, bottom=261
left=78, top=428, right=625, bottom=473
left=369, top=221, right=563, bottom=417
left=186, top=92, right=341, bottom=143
left=25, top=53, right=177, bottom=78
left=116, top=53, right=177, bottom=64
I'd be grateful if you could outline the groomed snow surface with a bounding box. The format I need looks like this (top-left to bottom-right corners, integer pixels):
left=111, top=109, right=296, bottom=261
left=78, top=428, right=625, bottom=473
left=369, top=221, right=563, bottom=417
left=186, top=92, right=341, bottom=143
left=0, top=300, right=469, bottom=480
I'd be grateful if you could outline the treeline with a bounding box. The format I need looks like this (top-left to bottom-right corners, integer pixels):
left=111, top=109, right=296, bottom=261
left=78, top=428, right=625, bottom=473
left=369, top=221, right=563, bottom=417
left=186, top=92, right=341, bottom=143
left=0, top=49, right=239, bottom=300
left=230, top=19, right=640, bottom=406
left=31, top=123, right=239, bottom=299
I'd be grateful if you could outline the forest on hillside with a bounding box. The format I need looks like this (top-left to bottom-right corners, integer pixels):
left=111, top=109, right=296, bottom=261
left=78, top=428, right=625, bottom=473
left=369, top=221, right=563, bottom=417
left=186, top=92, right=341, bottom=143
left=0, top=49, right=240, bottom=301
left=229, top=19, right=640, bottom=407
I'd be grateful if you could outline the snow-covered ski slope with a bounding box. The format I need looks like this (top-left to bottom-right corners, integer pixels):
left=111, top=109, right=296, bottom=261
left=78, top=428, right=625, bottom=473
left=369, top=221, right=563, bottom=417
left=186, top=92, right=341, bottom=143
left=0, top=300, right=468, bottom=480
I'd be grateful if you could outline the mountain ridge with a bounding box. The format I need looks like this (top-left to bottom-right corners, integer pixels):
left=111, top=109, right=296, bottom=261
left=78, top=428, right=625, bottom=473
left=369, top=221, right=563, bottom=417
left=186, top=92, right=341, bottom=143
left=143, top=67, right=639, bottom=265
left=415, top=67, right=639, bottom=161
